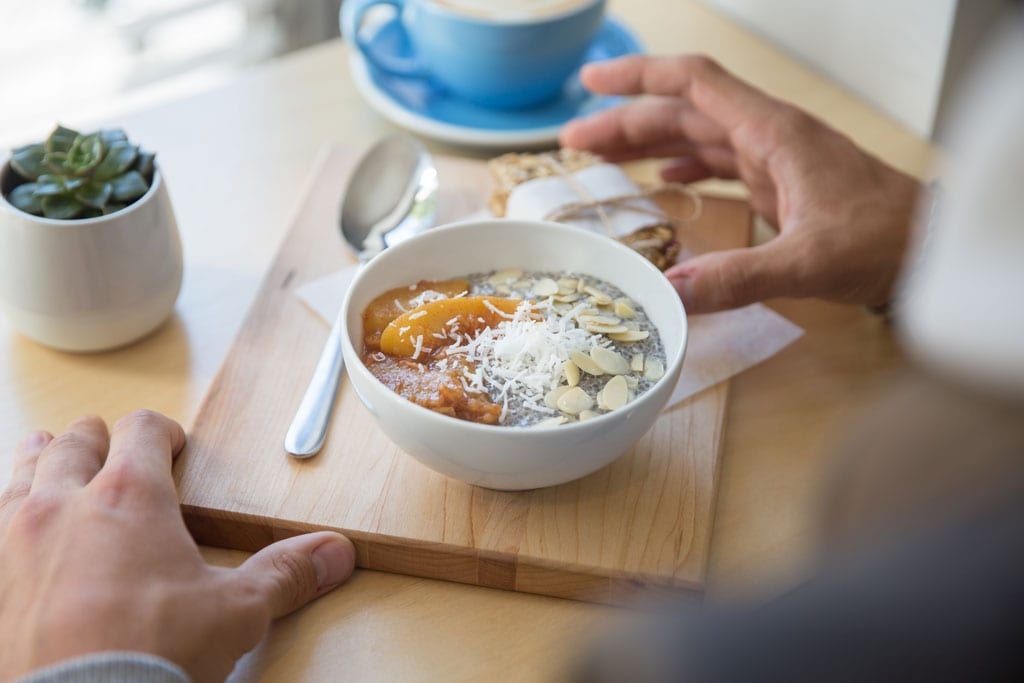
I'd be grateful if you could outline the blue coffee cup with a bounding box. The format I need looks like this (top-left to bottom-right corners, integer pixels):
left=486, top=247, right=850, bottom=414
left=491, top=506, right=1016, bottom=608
left=343, top=0, right=606, bottom=110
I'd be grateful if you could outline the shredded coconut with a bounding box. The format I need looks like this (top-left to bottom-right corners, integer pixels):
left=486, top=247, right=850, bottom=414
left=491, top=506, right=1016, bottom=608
left=482, top=299, right=515, bottom=319
left=445, top=301, right=597, bottom=421
left=409, top=289, right=448, bottom=308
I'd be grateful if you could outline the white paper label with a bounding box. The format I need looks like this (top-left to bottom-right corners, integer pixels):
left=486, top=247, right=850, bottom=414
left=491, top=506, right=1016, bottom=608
left=504, top=163, right=666, bottom=238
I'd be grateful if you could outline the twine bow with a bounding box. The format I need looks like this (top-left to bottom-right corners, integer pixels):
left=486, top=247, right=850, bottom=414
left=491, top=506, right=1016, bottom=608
left=539, top=156, right=703, bottom=236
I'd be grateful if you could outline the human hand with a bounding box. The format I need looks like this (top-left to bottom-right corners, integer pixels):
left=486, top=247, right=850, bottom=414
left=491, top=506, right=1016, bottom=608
left=0, top=411, right=355, bottom=682
left=560, top=55, right=923, bottom=313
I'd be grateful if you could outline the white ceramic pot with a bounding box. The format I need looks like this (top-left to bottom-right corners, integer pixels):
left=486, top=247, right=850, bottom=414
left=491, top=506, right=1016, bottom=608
left=341, top=219, right=688, bottom=490
left=0, top=156, right=183, bottom=352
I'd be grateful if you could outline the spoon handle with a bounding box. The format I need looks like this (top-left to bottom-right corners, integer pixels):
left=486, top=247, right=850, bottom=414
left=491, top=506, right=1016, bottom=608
left=285, top=310, right=347, bottom=458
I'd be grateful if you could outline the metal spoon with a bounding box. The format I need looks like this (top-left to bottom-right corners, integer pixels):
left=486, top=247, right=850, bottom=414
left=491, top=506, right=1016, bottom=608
left=285, top=135, right=438, bottom=458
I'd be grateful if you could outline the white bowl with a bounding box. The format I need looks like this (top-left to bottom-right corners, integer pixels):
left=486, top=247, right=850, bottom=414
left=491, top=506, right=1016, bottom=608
left=0, top=156, right=183, bottom=352
left=341, top=219, right=687, bottom=490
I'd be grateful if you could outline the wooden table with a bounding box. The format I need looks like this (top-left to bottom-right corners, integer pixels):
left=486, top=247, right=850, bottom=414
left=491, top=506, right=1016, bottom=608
left=0, top=1, right=938, bottom=680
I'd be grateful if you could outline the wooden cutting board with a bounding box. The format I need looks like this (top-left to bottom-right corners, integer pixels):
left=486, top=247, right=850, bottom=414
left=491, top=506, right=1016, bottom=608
left=174, top=145, right=751, bottom=605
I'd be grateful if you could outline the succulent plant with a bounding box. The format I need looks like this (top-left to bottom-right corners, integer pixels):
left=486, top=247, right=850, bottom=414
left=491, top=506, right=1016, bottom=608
left=6, top=125, right=156, bottom=220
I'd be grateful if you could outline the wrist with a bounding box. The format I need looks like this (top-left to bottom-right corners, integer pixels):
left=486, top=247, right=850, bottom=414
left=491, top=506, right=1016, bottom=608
left=866, top=179, right=941, bottom=318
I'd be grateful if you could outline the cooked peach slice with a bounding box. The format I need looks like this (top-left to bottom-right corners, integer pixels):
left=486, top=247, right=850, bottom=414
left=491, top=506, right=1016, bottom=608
left=362, top=279, right=469, bottom=349
left=380, top=296, right=521, bottom=358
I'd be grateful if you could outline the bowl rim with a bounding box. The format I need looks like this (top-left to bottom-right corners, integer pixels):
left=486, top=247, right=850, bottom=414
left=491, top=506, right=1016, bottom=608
left=341, top=218, right=688, bottom=435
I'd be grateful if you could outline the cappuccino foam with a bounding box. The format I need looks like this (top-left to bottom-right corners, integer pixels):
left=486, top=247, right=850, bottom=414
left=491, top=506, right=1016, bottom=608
left=432, top=0, right=593, bottom=21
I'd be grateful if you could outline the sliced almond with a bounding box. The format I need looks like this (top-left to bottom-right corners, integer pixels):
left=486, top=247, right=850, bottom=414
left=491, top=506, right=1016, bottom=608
left=570, top=350, right=605, bottom=376
left=557, top=278, right=578, bottom=294
left=585, top=323, right=629, bottom=335
left=608, top=330, right=650, bottom=343
left=495, top=284, right=511, bottom=295
left=644, top=358, right=665, bottom=381
left=631, top=353, right=645, bottom=372
left=595, top=387, right=607, bottom=410
left=533, top=416, right=567, bottom=428
left=574, top=307, right=601, bottom=318
left=578, top=314, right=621, bottom=326
left=576, top=278, right=587, bottom=293
left=614, top=299, right=636, bottom=318
left=488, top=268, right=522, bottom=285
left=564, top=359, right=581, bottom=387
left=602, top=375, right=629, bottom=410
left=557, top=387, right=594, bottom=415
left=583, top=286, right=613, bottom=305
left=544, top=385, right=572, bottom=409
left=578, top=410, right=601, bottom=422
left=533, top=278, right=559, bottom=296
left=553, top=293, right=581, bottom=303
left=590, top=346, right=630, bottom=374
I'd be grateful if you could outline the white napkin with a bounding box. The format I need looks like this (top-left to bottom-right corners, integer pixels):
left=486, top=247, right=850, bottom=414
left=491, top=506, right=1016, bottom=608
left=295, top=264, right=803, bottom=407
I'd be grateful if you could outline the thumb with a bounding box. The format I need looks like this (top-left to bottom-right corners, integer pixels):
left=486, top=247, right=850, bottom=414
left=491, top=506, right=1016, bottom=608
left=235, top=531, right=356, bottom=618
left=665, top=239, right=796, bottom=313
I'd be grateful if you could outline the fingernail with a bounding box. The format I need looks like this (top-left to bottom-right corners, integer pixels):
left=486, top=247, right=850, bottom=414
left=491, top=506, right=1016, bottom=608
left=311, top=536, right=356, bottom=589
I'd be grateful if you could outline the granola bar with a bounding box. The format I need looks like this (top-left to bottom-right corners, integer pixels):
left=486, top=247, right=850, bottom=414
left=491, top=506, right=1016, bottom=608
left=488, top=149, right=681, bottom=271
left=488, top=148, right=600, bottom=217
left=619, top=225, right=682, bottom=272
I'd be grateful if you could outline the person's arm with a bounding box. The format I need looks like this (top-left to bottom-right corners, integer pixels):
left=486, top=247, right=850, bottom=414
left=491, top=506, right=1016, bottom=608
left=0, top=412, right=356, bottom=683
left=560, top=55, right=923, bottom=313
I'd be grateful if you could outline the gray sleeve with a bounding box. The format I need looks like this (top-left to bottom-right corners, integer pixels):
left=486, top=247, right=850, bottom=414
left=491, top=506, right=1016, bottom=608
left=17, top=652, right=190, bottom=683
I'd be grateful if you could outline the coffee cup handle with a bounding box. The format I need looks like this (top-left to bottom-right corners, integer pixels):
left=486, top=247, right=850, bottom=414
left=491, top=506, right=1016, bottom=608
left=346, top=0, right=430, bottom=79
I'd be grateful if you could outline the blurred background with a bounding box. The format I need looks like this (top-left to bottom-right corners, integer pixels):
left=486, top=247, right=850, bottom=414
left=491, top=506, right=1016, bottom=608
left=0, top=0, right=343, bottom=140
left=0, top=0, right=1013, bottom=144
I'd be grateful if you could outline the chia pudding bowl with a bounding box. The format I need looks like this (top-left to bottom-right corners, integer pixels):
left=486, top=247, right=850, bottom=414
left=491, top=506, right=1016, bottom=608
left=341, top=219, right=687, bottom=490
left=360, top=269, right=668, bottom=428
